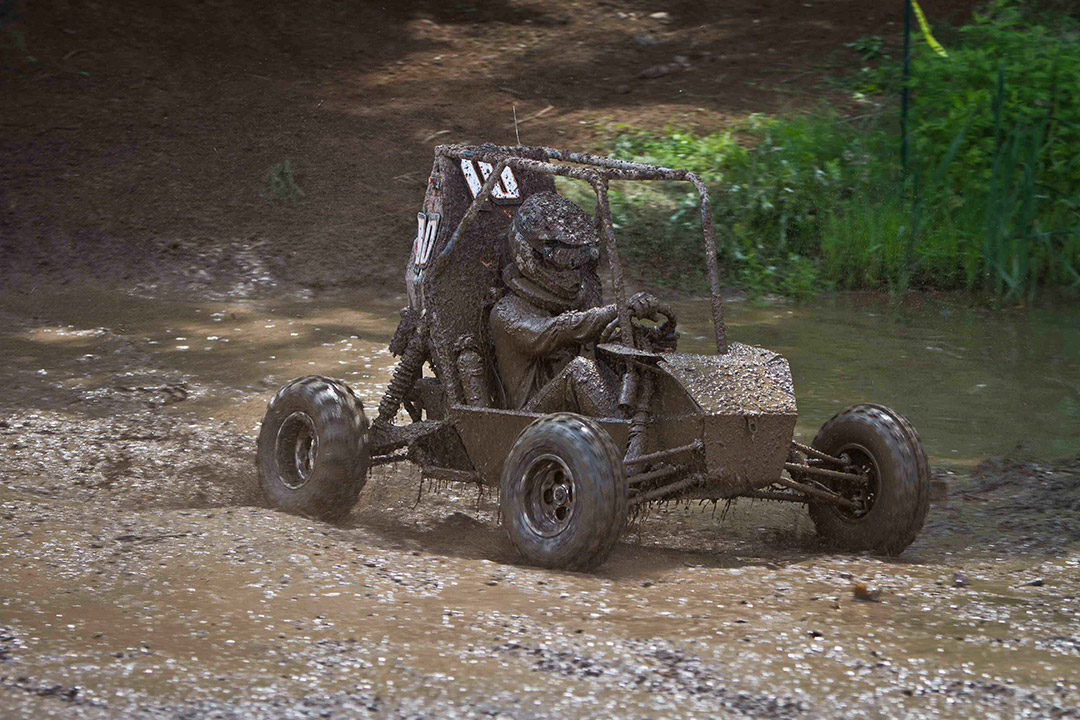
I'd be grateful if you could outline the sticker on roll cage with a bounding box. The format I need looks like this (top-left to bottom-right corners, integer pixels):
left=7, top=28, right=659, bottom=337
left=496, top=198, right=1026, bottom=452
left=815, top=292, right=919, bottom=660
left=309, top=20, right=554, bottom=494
left=413, top=212, right=440, bottom=272
left=459, top=159, right=522, bottom=205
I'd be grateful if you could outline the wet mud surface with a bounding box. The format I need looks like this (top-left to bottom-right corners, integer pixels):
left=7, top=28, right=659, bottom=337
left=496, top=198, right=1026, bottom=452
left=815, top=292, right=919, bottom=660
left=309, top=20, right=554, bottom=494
left=2, top=289, right=1079, bottom=719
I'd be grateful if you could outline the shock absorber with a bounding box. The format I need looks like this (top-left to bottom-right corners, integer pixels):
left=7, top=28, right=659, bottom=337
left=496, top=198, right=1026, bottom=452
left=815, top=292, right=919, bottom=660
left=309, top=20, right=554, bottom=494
left=374, top=326, right=427, bottom=431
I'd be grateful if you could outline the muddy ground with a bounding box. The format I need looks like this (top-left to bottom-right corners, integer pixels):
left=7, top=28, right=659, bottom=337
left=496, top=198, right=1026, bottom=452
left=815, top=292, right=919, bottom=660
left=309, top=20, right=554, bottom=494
left=4, top=1, right=1079, bottom=718
left=1, top=287, right=1078, bottom=719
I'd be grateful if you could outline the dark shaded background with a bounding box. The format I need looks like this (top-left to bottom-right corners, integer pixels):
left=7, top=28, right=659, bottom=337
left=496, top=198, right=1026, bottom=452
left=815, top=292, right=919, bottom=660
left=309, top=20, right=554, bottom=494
left=1, top=0, right=979, bottom=294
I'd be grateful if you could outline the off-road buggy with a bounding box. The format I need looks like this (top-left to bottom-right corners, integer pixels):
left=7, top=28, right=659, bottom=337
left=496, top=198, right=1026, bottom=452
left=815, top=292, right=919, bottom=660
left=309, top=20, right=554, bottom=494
left=256, top=144, right=930, bottom=571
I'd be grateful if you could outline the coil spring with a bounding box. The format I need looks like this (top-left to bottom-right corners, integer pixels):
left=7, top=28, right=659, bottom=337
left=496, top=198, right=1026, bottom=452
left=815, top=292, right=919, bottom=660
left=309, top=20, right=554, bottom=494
left=375, top=329, right=427, bottom=428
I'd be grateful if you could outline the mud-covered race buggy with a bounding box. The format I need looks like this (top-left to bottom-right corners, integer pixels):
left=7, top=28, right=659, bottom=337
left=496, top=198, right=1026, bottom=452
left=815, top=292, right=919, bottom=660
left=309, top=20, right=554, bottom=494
left=256, top=144, right=930, bottom=571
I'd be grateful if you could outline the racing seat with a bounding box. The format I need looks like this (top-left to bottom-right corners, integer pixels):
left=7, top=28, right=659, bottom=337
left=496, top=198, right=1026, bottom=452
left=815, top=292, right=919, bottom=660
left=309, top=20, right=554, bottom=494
left=413, top=146, right=558, bottom=410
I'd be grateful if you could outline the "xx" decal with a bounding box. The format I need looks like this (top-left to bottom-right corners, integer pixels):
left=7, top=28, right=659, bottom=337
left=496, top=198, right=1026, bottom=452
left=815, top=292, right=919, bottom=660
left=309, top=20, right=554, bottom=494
left=459, top=159, right=521, bottom=205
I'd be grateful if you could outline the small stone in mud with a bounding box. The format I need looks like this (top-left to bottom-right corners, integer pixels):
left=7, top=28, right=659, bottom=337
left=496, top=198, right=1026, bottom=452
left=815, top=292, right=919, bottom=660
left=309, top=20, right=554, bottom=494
left=953, top=571, right=971, bottom=587
left=639, top=64, right=672, bottom=79
left=1024, top=578, right=1045, bottom=587
left=852, top=583, right=882, bottom=602
left=641, top=581, right=654, bottom=587
left=485, top=580, right=498, bottom=586
left=808, top=630, right=824, bottom=638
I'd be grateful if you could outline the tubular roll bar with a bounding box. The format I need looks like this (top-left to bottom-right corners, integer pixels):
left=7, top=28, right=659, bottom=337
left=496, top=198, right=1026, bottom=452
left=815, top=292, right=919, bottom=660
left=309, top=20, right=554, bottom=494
left=433, top=144, right=728, bottom=355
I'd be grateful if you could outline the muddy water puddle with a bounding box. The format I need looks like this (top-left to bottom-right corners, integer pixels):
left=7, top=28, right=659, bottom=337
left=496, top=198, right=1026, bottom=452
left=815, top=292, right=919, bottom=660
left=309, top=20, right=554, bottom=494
left=674, top=295, right=1080, bottom=467
left=1, top=288, right=1079, bottom=718
left=3, top=288, right=1077, bottom=466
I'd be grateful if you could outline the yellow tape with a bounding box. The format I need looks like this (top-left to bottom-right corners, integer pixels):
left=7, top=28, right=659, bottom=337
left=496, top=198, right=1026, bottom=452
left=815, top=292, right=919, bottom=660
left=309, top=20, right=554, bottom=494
left=912, top=0, right=949, bottom=57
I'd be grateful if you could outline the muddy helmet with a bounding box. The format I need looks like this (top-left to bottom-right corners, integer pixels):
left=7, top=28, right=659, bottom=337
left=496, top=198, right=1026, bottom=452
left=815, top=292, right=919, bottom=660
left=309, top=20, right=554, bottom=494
left=508, top=192, right=600, bottom=299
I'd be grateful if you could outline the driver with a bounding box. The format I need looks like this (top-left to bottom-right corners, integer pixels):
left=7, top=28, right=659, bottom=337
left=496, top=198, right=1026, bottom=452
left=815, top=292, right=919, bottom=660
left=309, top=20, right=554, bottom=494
left=489, top=192, right=664, bottom=416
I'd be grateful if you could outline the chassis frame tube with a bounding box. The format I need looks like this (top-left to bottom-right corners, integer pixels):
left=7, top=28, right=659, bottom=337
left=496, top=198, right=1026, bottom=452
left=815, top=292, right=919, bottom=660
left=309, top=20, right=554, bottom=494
left=630, top=474, right=704, bottom=506
left=775, top=476, right=858, bottom=510
left=784, top=461, right=868, bottom=486
left=624, top=439, right=703, bottom=467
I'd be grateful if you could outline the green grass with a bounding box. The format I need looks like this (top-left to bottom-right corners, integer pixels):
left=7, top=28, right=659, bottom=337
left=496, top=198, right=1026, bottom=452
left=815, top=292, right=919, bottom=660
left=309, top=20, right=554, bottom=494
left=267, top=160, right=305, bottom=204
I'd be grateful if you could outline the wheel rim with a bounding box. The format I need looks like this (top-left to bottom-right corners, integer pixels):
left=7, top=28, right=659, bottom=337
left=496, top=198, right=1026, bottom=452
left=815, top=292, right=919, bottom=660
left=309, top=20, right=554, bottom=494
left=520, top=453, right=576, bottom=538
left=830, top=443, right=878, bottom=521
left=275, top=411, right=319, bottom=490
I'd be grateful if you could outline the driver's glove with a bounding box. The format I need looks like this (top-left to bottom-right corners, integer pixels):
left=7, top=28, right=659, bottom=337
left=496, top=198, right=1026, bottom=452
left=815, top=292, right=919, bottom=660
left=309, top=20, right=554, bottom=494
left=628, top=291, right=663, bottom=321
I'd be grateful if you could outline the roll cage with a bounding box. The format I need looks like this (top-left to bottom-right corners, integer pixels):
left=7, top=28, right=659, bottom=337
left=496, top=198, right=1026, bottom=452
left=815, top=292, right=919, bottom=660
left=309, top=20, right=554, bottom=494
left=430, top=144, right=728, bottom=356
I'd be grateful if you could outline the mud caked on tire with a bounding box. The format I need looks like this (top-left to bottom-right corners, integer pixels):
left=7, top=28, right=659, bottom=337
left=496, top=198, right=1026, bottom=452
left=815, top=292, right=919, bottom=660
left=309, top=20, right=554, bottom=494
left=808, top=403, right=930, bottom=555
left=500, top=413, right=627, bottom=571
left=257, top=375, right=370, bottom=523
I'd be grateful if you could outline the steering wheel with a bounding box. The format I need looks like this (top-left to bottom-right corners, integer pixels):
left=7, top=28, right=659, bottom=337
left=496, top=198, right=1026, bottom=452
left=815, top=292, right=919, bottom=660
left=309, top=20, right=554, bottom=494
left=599, top=299, right=678, bottom=349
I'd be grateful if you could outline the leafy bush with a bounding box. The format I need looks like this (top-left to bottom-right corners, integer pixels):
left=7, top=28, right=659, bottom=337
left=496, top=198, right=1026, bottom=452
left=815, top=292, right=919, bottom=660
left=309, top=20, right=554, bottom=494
left=609, top=113, right=891, bottom=298
left=910, top=1, right=1080, bottom=196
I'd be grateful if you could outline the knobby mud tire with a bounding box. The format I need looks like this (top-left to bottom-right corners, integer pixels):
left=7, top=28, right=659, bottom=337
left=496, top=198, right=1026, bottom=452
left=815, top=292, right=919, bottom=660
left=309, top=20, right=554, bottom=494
left=500, top=413, right=627, bottom=572
left=257, top=375, right=370, bottom=524
left=808, top=403, right=930, bottom=555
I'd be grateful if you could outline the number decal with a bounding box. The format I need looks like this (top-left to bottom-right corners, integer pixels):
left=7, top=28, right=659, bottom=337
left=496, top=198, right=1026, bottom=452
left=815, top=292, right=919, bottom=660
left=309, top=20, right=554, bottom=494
left=413, top=212, right=440, bottom=272
left=459, top=159, right=522, bottom=205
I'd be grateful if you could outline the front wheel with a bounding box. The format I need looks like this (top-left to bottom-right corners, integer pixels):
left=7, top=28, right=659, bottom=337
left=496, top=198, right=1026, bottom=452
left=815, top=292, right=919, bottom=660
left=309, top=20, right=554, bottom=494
left=500, top=413, right=627, bottom=571
left=807, top=404, right=930, bottom=555
left=257, top=375, right=370, bottom=523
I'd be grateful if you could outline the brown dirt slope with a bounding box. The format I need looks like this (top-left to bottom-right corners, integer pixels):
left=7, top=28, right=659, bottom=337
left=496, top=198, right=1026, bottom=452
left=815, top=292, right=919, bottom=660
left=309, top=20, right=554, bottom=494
left=1, top=0, right=979, bottom=295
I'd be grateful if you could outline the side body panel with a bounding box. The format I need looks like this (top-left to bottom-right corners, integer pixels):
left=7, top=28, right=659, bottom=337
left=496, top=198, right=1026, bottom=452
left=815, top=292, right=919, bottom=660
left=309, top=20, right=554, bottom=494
left=450, top=406, right=630, bottom=485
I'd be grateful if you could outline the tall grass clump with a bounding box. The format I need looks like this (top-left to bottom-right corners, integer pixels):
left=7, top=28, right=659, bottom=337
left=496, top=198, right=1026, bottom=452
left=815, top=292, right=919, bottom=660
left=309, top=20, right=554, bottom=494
left=267, top=160, right=305, bottom=204
left=607, top=0, right=1080, bottom=301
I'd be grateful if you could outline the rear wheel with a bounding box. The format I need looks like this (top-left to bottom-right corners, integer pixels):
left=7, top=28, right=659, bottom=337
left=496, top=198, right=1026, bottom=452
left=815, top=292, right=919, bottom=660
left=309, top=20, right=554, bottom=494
left=807, top=404, right=930, bottom=555
left=500, top=413, right=627, bottom=571
left=257, top=375, right=370, bottom=523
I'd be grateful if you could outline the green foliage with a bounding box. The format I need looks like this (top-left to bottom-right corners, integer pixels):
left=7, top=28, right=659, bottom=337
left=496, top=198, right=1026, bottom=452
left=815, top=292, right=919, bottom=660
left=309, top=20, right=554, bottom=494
left=910, top=0, right=1080, bottom=197
left=609, top=113, right=888, bottom=298
left=604, top=0, right=1080, bottom=301
left=267, top=160, right=305, bottom=204
left=839, top=34, right=901, bottom=96
left=845, top=35, right=886, bottom=61
left=906, top=0, right=1080, bottom=299
left=5, top=28, right=26, bottom=52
